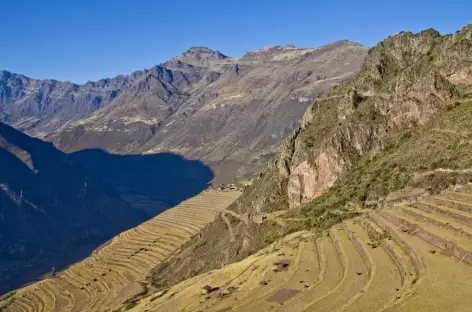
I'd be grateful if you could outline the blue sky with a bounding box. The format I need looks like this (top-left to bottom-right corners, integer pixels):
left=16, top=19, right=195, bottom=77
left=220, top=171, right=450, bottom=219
left=2, top=0, right=471, bottom=83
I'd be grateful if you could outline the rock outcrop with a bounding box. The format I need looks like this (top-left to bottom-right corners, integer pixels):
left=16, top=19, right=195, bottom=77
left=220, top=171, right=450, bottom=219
left=271, top=26, right=471, bottom=208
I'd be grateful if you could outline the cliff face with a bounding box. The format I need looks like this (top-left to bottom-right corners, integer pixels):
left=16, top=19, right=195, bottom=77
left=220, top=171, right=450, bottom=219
left=232, top=25, right=472, bottom=223
left=275, top=26, right=471, bottom=208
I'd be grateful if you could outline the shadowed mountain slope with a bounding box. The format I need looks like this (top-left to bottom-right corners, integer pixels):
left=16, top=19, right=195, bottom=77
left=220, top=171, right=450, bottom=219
left=70, top=149, right=214, bottom=214
left=0, top=121, right=142, bottom=293
left=0, top=121, right=213, bottom=294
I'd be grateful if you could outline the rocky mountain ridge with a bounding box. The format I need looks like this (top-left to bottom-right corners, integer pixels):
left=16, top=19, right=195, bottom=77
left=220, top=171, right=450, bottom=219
left=0, top=70, right=136, bottom=137
left=1, top=42, right=368, bottom=182
left=282, top=27, right=472, bottom=208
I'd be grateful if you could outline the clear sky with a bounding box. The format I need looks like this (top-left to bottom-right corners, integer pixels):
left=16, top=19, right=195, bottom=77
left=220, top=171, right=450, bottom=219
left=2, top=0, right=471, bottom=83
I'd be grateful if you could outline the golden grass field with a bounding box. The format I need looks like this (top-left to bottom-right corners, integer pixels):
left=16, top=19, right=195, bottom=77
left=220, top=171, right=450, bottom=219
left=3, top=188, right=472, bottom=312
left=127, top=189, right=472, bottom=312
left=0, top=189, right=242, bottom=312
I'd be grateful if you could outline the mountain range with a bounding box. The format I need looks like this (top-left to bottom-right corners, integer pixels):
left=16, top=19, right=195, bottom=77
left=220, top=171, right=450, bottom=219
left=1, top=42, right=367, bottom=182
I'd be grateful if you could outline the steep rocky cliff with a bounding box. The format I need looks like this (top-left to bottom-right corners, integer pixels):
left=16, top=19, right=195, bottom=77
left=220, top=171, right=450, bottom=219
left=225, top=26, right=472, bottom=219
left=151, top=24, right=472, bottom=288
left=281, top=27, right=470, bottom=208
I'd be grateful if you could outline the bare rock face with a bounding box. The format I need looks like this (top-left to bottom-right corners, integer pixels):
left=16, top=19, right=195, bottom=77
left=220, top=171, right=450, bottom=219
left=260, top=24, right=472, bottom=208
left=300, top=103, right=316, bottom=129
left=286, top=122, right=389, bottom=207
left=276, top=128, right=300, bottom=179
left=179, top=46, right=228, bottom=65
left=1, top=43, right=367, bottom=183
left=287, top=156, right=340, bottom=207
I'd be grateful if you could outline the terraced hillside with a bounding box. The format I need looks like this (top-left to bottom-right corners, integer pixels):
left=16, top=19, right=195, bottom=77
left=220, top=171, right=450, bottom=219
left=0, top=121, right=146, bottom=293
left=126, top=188, right=472, bottom=312
left=150, top=24, right=472, bottom=289
left=0, top=188, right=242, bottom=312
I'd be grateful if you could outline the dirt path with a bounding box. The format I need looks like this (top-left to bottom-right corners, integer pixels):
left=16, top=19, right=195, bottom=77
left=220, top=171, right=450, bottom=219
left=413, top=167, right=472, bottom=179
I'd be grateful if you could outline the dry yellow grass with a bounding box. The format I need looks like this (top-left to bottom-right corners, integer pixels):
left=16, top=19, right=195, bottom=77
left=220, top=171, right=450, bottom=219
left=125, top=190, right=472, bottom=312
left=0, top=189, right=242, bottom=312
left=3, top=188, right=472, bottom=312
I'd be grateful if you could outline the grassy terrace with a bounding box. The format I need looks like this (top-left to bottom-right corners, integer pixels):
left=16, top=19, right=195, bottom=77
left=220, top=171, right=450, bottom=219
left=127, top=189, right=472, bottom=312
left=0, top=189, right=242, bottom=312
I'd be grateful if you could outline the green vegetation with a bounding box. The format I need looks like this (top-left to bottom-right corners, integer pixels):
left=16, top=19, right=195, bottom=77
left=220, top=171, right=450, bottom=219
left=124, top=301, right=137, bottom=310
left=229, top=168, right=289, bottom=215
left=301, top=99, right=472, bottom=225
left=150, top=289, right=169, bottom=302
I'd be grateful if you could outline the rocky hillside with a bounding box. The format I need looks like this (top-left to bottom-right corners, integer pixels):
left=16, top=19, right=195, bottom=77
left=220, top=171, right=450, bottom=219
left=0, top=70, right=135, bottom=137
left=150, top=24, right=472, bottom=288
left=280, top=26, right=472, bottom=209
left=1, top=43, right=367, bottom=183
left=0, top=122, right=145, bottom=293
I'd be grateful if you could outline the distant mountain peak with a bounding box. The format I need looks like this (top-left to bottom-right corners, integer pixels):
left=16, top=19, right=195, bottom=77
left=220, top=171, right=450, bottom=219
left=0, top=70, right=11, bottom=79
left=180, top=46, right=228, bottom=62
left=0, top=70, right=20, bottom=80
left=185, top=46, right=217, bottom=53
left=321, top=40, right=365, bottom=48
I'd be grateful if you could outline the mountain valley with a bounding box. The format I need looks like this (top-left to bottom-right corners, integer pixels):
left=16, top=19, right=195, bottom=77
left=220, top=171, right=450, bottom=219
left=1, top=18, right=472, bottom=312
